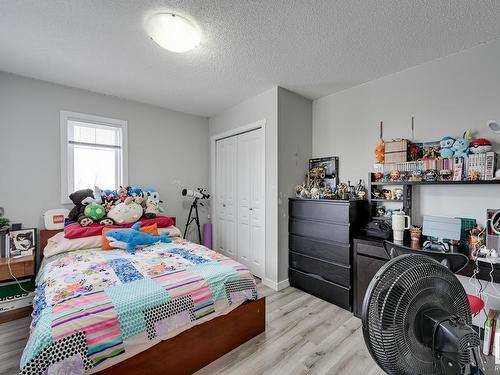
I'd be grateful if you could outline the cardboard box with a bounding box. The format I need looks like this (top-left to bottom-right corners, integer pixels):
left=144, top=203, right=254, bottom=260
left=384, top=139, right=408, bottom=163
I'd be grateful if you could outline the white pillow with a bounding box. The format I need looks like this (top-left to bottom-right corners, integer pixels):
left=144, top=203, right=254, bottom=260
left=158, top=225, right=182, bottom=238
left=44, top=232, right=102, bottom=258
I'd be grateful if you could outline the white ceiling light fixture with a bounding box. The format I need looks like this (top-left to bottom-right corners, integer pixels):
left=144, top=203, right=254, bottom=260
left=146, top=13, right=201, bottom=53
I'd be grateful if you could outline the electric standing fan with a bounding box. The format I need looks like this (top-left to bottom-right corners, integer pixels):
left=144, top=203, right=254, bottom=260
left=362, top=254, right=485, bottom=375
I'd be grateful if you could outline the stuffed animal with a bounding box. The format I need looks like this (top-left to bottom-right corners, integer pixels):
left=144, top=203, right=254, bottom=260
left=439, top=136, right=455, bottom=158
left=82, top=186, right=103, bottom=205
left=128, top=186, right=145, bottom=205
left=452, top=130, right=472, bottom=158
left=144, top=196, right=162, bottom=218
left=102, top=189, right=117, bottom=201
left=68, top=189, right=95, bottom=226
left=107, top=200, right=143, bottom=225
left=84, top=202, right=106, bottom=220
left=469, top=138, right=492, bottom=154
left=374, top=140, right=385, bottom=163
left=116, top=186, right=129, bottom=202
left=105, top=222, right=171, bottom=253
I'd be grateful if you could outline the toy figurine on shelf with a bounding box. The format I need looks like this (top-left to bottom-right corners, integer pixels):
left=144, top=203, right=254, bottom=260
left=439, top=136, right=455, bottom=158
left=355, top=179, right=366, bottom=200
left=439, top=169, right=452, bottom=181
left=376, top=206, right=386, bottom=217
left=424, top=169, right=438, bottom=182
left=393, top=188, right=403, bottom=201
left=374, top=121, right=385, bottom=163
left=468, top=169, right=481, bottom=181
left=374, top=171, right=384, bottom=182
left=410, top=169, right=424, bottom=182
left=390, top=170, right=401, bottom=181
left=338, top=183, right=350, bottom=200
left=452, top=130, right=472, bottom=158
left=372, top=189, right=382, bottom=199
left=381, top=189, right=392, bottom=200
left=469, top=138, right=492, bottom=154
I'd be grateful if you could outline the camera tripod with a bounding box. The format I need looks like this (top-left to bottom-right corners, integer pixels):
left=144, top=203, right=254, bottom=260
left=183, top=197, right=202, bottom=244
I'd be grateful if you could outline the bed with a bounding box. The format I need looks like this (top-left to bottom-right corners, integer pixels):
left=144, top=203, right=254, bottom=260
left=20, top=227, right=265, bottom=375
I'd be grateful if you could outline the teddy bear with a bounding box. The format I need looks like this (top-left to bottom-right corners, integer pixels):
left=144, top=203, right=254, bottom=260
left=68, top=189, right=95, bottom=226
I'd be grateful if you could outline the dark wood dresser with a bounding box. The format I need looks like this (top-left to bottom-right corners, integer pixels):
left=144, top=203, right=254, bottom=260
left=288, top=198, right=368, bottom=311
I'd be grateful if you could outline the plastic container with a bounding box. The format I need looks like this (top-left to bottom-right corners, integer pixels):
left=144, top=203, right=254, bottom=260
left=43, top=209, right=70, bottom=230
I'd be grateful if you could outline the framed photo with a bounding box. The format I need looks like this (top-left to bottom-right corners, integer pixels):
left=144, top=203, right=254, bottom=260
left=309, top=157, right=339, bottom=186
left=6, top=228, right=36, bottom=257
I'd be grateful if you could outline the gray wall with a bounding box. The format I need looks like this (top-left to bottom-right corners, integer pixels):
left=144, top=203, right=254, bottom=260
left=209, top=86, right=312, bottom=287
left=0, top=72, right=210, bottom=239
left=209, top=87, right=280, bottom=286
left=277, top=88, right=312, bottom=281
left=313, top=38, right=500, bottom=226
left=312, top=38, right=500, bottom=325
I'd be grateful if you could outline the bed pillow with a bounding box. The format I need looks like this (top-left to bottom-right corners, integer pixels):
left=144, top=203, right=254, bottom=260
left=101, top=223, right=159, bottom=250
left=158, top=226, right=182, bottom=238
left=64, top=216, right=175, bottom=239
left=44, top=232, right=102, bottom=258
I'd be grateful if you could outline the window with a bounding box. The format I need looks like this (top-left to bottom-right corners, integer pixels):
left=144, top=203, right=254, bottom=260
left=60, top=111, right=128, bottom=204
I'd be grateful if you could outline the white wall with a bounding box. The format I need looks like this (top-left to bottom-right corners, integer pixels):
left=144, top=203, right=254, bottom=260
left=277, top=88, right=312, bottom=281
left=313, top=39, right=500, bottom=325
left=209, top=87, right=280, bottom=287
left=0, top=72, right=210, bottom=238
left=313, top=39, right=500, bottom=227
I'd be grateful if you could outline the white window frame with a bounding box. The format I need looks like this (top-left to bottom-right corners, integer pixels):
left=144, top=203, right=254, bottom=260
left=60, top=110, right=128, bottom=204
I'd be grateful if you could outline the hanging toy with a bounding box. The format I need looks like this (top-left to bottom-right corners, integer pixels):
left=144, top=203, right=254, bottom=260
left=374, top=121, right=385, bottom=163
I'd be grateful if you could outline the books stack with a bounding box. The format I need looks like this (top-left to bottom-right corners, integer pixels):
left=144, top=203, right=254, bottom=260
left=466, top=152, right=498, bottom=180
left=0, top=278, right=35, bottom=313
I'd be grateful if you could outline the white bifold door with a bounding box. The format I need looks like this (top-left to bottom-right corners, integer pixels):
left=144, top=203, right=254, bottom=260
left=215, top=128, right=265, bottom=278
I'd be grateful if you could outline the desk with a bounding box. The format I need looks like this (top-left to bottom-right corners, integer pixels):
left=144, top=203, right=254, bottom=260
left=353, top=235, right=500, bottom=318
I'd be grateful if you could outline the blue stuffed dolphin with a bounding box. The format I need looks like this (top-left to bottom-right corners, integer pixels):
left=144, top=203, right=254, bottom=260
left=106, top=222, right=171, bottom=253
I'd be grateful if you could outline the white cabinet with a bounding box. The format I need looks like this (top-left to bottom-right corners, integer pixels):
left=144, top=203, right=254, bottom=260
left=215, top=128, right=265, bottom=278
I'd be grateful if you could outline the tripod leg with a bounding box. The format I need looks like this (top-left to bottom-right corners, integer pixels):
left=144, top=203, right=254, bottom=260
left=195, top=205, right=202, bottom=244
left=184, top=204, right=194, bottom=239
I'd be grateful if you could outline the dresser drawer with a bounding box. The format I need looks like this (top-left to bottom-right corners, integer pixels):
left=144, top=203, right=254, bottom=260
left=289, top=268, right=351, bottom=311
left=356, top=241, right=389, bottom=260
left=289, top=200, right=350, bottom=224
left=289, top=219, right=349, bottom=244
left=289, top=251, right=350, bottom=287
left=289, top=235, right=350, bottom=265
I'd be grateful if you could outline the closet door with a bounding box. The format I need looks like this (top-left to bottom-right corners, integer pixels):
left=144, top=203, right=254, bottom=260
left=215, top=137, right=237, bottom=258
left=237, top=128, right=265, bottom=277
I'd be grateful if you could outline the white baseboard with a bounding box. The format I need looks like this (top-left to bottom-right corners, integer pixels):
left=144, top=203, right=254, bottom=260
left=263, top=278, right=290, bottom=291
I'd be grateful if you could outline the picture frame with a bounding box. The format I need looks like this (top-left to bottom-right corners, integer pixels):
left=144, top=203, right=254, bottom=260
left=308, top=157, right=339, bottom=187
left=6, top=228, right=36, bottom=258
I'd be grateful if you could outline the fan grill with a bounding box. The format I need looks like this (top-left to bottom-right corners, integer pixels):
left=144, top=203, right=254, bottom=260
left=363, top=254, right=471, bottom=375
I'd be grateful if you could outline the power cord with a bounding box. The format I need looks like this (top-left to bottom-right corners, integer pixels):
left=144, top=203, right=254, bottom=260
left=7, top=256, right=32, bottom=294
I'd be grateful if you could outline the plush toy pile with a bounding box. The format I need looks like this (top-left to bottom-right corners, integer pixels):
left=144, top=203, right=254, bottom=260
left=68, top=186, right=164, bottom=227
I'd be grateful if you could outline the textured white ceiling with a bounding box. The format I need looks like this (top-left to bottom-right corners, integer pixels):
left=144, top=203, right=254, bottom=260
left=1, top=1, right=500, bottom=117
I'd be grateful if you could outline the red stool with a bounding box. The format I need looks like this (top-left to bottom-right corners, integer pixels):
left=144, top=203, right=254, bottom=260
left=467, top=294, right=485, bottom=315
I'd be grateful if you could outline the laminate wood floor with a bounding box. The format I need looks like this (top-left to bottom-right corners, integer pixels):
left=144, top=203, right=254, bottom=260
left=196, top=284, right=385, bottom=375
left=1, top=285, right=497, bottom=374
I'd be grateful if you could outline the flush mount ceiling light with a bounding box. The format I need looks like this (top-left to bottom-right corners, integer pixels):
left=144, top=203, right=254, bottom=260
left=146, top=13, right=201, bottom=53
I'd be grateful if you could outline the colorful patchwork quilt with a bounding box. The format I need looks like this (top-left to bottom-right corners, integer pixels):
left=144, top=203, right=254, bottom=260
left=20, top=238, right=257, bottom=374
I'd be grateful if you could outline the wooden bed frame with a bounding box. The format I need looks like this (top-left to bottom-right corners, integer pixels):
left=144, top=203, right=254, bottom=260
left=38, top=229, right=266, bottom=375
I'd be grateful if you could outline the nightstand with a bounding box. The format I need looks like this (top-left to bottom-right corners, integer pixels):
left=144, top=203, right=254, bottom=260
left=0, top=255, right=35, bottom=323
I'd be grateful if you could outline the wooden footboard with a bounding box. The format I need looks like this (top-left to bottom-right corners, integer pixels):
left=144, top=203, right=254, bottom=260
left=98, top=297, right=266, bottom=375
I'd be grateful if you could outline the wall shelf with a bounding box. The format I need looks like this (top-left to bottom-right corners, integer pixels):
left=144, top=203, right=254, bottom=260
left=370, top=179, right=500, bottom=186
left=371, top=199, right=404, bottom=202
